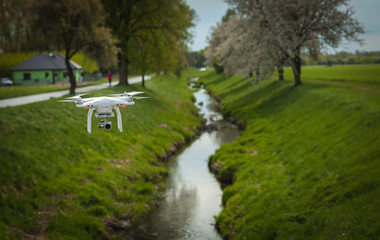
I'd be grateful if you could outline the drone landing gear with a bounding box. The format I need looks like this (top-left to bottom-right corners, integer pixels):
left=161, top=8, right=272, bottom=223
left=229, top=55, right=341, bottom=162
left=114, top=107, right=123, bottom=133
left=86, top=107, right=123, bottom=134
left=87, top=108, right=94, bottom=134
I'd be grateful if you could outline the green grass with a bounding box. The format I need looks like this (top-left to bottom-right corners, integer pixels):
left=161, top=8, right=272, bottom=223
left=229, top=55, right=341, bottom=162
left=0, top=78, right=109, bottom=100
left=0, top=71, right=202, bottom=239
left=201, top=66, right=380, bottom=240
left=285, top=64, right=380, bottom=84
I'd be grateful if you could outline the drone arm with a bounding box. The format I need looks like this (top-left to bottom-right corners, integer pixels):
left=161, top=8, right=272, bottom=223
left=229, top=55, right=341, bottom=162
left=87, top=108, right=94, bottom=134
left=114, top=107, right=123, bottom=133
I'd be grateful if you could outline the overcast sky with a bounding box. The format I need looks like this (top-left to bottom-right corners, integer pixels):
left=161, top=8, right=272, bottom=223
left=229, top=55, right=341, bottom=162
left=186, top=0, right=380, bottom=53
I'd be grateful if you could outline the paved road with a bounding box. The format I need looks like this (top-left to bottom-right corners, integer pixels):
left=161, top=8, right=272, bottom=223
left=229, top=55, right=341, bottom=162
left=0, top=75, right=150, bottom=108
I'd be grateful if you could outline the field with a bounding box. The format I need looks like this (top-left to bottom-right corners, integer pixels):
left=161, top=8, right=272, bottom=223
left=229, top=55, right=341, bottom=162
left=284, top=64, right=380, bottom=94
left=288, top=64, right=380, bottom=83
left=200, top=64, right=380, bottom=239
left=0, top=71, right=202, bottom=239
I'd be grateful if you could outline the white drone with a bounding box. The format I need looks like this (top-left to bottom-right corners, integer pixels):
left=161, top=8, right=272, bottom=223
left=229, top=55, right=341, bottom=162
left=60, top=91, right=147, bottom=134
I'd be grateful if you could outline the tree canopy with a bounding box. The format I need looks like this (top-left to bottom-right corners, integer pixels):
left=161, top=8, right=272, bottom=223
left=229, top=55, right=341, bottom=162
left=0, top=0, right=45, bottom=52
left=1, top=0, right=196, bottom=90
left=27, top=0, right=114, bottom=94
left=207, top=0, right=364, bottom=86
left=101, top=0, right=195, bottom=85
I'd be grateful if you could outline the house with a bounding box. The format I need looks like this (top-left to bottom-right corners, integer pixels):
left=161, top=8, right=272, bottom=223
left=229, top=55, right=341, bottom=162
left=11, top=52, right=82, bottom=85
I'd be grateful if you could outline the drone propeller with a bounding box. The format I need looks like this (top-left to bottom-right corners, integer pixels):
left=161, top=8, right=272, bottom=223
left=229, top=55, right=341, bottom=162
left=59, top=93, right=89, bottom=104
left=127, top=91, right=144, bottom=96
left=109, top=91, right=144, bottom=97
left=133, top=96, right=150, bottom=100
left=58, top=99, right=77, bottom=103
left=68, top=93, right=88, bottom=99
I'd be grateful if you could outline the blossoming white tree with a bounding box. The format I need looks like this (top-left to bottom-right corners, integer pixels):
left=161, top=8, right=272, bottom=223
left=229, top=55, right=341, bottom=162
left=207, top=0, right=364, bottom=86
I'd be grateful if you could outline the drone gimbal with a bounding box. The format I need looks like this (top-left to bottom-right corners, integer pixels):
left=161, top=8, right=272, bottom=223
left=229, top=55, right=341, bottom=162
left=87, top=107, right=123, bottom=134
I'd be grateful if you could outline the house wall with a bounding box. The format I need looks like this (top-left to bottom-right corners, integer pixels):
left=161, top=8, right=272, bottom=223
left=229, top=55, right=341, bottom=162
left=13, top=69, right=82, bottom=85
left=73, top=69, right=81, bottom=82
left=13, top=70, right=52, bottom=85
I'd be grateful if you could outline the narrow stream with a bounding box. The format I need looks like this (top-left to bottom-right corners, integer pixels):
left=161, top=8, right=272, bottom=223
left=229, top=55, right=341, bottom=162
left=127, top=83, right=239, bottom=239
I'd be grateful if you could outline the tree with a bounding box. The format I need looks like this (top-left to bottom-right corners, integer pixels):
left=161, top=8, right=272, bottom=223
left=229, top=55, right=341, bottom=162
left=0, top=0, right=25, bottom=52
left=227, top=0, right=364, bottom=86
left=205, top=11, right=273, bottom=79
left=0, top=0, right=49, bottom=53
left=28, top=0, right=106, bottom=94
left=85, top=27, right=118, bottom=71
left=129, top=31, right=155, bottom=87
left=101, top=0, right=194, bottom=85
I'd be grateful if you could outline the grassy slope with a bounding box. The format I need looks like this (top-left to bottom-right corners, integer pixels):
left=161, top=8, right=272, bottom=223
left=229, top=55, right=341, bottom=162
left=201, top=66, right=380, bottom=240
left=0, top=71, right=201, bottom=239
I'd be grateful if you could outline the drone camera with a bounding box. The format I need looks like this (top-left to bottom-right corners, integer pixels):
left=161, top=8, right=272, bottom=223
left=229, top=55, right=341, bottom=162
left=98, top=121, right=112, bottom=130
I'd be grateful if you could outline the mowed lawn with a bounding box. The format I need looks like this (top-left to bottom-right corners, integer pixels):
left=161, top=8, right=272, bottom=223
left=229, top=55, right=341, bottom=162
left=200, top=64, right=380, bottom=240
left=284, top=64, right=380, bottom=85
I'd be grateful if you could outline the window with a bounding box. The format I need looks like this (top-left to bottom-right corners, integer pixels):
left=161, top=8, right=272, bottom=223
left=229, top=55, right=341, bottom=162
left=45, top=72, right=49, bottom=78
left=23, top=73, right=31, bottom=80
left=63, top=72, right=68, bottom=78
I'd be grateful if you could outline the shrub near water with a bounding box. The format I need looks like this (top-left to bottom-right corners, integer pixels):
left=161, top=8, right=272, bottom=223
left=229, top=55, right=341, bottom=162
left=0, top=72, right=201, bottom=239
left=202, top=68, right=380, bottom=240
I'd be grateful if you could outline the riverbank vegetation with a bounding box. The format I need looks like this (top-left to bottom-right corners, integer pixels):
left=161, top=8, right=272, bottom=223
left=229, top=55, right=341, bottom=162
left=303, top=51, right=380, bottom=65
left=201, top=65, right=380, bottom=239
left=206, top=0, right=364, bottom=87
left=0, top=72, right=201, bottom=239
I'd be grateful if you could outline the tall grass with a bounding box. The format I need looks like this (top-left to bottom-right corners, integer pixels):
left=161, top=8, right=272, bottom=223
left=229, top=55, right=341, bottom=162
left=0, top=71, right=201, bottom=239
left=201, top=67, right=380, bottom=239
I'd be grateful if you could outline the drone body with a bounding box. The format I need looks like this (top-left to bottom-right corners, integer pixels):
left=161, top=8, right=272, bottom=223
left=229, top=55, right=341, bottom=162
left=60, top=91, right=145, bottom=134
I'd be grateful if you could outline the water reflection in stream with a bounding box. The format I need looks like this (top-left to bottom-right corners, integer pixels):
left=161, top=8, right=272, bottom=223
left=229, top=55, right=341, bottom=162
left=127, top=85, right=239, bottom=239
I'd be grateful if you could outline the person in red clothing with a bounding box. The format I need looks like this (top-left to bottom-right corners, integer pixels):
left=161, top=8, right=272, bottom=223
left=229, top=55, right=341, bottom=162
left=107, top=71, right=112, bottom=87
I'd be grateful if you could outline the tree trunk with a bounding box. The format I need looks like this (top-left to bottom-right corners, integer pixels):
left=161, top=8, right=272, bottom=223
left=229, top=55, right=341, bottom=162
left=291, top=48, right=302, bottom=86
left=118, top=55, right=127, bottom=85
left=118, top=48, right=130, bottom=85
left=125, top=57, right=130, bottom=85
left=142, top=71, right=145, bottom=87
left=277, top=64, right=284, bottom=81
left=65, top=54, right=76, bottom=94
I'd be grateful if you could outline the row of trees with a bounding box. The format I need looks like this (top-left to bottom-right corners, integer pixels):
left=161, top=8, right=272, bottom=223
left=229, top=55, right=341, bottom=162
left=206, top=0, right=364, bottom=86
left=0, top=0, right=195, bottom=93
left=188, top=50, right=380, bottom=69
left=101, top=0, right=194, bottom=87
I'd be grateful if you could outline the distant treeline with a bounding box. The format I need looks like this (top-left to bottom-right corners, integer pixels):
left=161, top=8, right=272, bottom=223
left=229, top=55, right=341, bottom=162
left=187, top=50, right=207, bottom=68
left=303, top=51, right=380, bottom=65
left=187, top=50, right=380, bottom=69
